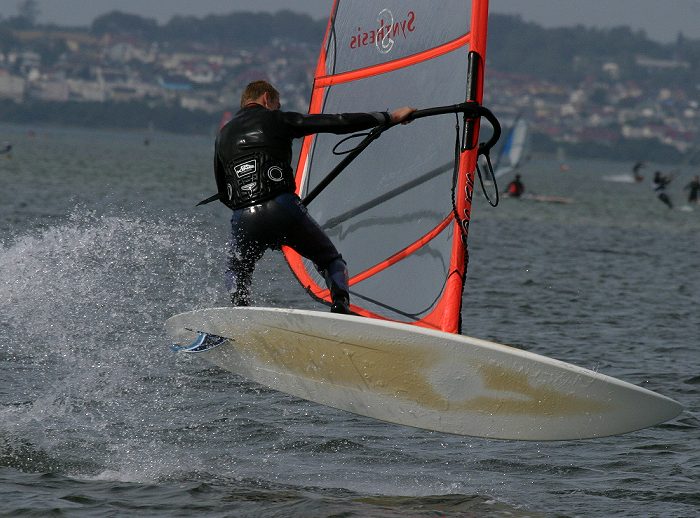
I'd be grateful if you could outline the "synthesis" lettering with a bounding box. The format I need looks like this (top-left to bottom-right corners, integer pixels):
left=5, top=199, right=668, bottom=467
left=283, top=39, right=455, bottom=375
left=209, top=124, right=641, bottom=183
left=349, top=10, right=416, bottom=53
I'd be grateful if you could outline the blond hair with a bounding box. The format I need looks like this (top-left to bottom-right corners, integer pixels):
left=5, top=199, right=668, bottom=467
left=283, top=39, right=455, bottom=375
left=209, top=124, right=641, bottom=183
left=240, top=80, right=279, bottom=108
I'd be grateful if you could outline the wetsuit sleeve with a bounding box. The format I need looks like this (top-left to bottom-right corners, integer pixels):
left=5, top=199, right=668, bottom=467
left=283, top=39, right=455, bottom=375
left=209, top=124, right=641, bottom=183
left=213, top=140, right=227, bottom=196
left=279, top=111, right=389, bottom=139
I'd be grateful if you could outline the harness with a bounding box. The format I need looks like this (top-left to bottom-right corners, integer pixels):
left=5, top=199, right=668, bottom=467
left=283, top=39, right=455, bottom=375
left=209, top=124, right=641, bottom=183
left=222, top=152, right=295, bottom=209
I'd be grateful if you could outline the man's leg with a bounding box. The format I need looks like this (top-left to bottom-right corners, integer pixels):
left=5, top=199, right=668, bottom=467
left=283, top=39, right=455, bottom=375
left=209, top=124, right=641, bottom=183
left=323, top=257, right=351, bottom=314
left=226, top=212, right=265, bottom=306
left=276, top=195, right=351, bottom=313
left=659, top=192, right=673, bottom=209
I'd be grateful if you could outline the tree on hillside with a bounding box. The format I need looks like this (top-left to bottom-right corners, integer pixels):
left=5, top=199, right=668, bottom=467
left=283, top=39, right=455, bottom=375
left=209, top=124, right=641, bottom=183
left=18, top=0, right=39, bottom=26
left=159, top=10, right=325, bottom=46
left=0, top=25, right=18, bottom=49
left=3, top=0, right=40, bottom=29
left=91, top=11, right=158, bottom=39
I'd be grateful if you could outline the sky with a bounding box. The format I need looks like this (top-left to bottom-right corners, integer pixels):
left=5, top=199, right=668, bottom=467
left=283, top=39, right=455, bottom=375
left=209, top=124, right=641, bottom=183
left=1, top=0, right=700, bottom=43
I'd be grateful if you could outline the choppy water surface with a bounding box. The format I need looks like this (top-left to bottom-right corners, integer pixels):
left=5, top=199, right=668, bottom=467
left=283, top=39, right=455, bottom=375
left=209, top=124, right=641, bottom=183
left=1, top=124, right=698, bottom=517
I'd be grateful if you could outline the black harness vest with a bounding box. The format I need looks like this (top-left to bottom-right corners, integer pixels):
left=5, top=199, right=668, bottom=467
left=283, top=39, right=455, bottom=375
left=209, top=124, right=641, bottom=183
left=223, top=152, right=295, bottom=209
left=209, top=104, right=385, bottom=210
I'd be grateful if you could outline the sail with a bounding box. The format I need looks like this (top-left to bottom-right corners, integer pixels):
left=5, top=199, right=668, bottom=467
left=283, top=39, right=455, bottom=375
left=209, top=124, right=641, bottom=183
left=283, top=0, right=491, bottom=333
left=494, top=115, right=528, bottom=179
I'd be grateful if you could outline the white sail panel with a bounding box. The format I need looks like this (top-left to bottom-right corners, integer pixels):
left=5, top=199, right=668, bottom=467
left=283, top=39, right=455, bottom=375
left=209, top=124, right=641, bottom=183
left=286, top=0, right=491, bottom=332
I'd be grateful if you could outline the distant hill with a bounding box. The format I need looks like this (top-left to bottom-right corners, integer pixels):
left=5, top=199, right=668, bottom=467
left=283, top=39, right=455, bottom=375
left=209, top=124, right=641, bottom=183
left=1, top=10, right=698, bottom=162
left=89, top=9, right=327, bottom=47
left=4, top=10, right=698, bottom=82
left=488, top=14, right=700, bottom=86
left=80, top=11, right=700, bottom=85
left=4, top=10, right=698, bottom=84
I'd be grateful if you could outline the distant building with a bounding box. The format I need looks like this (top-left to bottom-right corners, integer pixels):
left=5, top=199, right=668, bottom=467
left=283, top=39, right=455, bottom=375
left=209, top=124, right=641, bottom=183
left=31, top=78, right=69, bottom=102
left=157, top=76, right=193, bottom=91
left=0, top=71, right=25, bottom=101
left=635, top=55, right=690, bottom=70
left=66, top=79, right=107, bottom=102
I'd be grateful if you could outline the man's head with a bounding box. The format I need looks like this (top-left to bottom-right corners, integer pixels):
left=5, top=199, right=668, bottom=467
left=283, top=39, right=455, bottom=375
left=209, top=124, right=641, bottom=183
left=240, top=80, right=280, bottom=110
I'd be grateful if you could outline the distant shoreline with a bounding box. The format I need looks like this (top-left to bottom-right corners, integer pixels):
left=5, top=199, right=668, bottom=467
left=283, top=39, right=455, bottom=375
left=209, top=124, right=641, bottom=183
left=0, top=99, right=219, bottom=138
left=0, top=101, right=691, bottom=165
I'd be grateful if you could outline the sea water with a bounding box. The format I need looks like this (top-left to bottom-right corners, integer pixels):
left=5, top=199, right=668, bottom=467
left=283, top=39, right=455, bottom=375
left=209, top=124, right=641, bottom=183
left=1, top=124, right=698, bottom=517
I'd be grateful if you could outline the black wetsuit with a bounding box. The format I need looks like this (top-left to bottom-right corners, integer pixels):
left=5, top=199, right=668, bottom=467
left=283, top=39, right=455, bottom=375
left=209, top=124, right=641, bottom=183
left=632, top=161, right=644, bottom=181
left=504, top=179, right=524, bottom=197
left=652, top=173, right=673, bottom=209
left=684, top=178, right=700, bottom=203
left=214, top=104, right=389, bottom=306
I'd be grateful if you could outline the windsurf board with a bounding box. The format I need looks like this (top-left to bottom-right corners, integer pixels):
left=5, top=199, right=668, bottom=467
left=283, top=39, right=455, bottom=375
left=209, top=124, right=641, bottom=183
left=166, top=307, right=682, bottom=441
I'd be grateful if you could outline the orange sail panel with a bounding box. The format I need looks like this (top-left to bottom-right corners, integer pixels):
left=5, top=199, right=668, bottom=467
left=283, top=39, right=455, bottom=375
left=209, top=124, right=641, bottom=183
left=283, top=1, right=491, bottom=333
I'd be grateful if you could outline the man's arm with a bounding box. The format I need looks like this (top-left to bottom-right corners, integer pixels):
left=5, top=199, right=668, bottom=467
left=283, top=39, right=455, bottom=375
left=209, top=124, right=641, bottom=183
left=281, top=111, right=389, bottom=139
left=281, top=107, right=415, bottom=139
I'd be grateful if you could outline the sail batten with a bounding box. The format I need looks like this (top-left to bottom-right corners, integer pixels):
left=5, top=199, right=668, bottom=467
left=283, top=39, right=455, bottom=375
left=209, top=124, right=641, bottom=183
left=348, top=214, right=453, bottom=286
left=284, top=1, right=491, bottom=333
left=315, top=32, right=472, bottom=87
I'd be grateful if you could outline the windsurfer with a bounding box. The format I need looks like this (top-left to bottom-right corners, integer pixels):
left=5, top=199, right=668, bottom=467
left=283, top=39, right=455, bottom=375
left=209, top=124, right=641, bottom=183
left=652, top=171, right=673, bottom=209
left=683, top=175, right=700, bottom=204
left=632, top=161, right=645, bottom=182
left=214, top=80, right=415, bottom=314
left=504, top=174, right=525, bottom=198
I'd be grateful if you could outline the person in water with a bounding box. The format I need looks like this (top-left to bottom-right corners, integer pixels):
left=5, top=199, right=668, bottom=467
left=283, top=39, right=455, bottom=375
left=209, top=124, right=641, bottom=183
left=632, top=161, right=645, bottom=182
left=652, top=171, right=673, bottom=209
left=214, top=80, right=415, bottom=314
left=684, top=175, right=700, bottom=204
left=504, top=174, right=525, bottom=197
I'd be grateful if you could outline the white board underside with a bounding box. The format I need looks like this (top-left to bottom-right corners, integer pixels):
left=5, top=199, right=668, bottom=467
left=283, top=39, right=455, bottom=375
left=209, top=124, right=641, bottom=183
left=165, top=307, right=682, bottom=441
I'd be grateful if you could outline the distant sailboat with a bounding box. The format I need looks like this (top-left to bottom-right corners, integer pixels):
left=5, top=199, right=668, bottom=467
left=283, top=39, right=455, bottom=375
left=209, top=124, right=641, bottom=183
left=493, top=115, right=528, bottom=179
